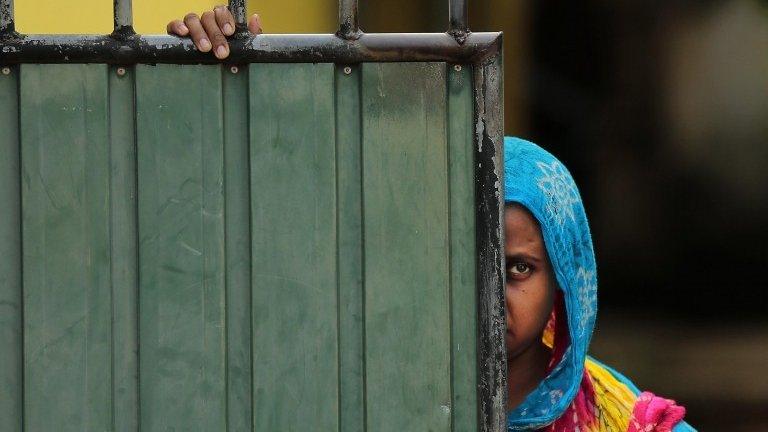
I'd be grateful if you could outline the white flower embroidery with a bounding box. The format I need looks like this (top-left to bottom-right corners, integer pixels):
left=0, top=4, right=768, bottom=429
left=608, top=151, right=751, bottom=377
left=549, top=390, right=564, bottom=406
left=536, top=160, right=580, bottom=225
left=576, top=267, right=597, bottom=333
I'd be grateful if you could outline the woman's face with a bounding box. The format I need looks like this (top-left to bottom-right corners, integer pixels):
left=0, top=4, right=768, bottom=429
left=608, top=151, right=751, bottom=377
left=504, top=204, right=557, bottom=359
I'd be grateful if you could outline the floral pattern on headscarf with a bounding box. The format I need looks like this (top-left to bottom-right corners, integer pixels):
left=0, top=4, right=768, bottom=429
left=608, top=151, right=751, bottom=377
left=504, top=137, right=599, bottom=430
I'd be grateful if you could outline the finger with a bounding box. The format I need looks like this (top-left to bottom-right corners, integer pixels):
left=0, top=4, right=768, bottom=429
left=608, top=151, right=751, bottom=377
left=184, top=13, right=212, bottom=52
left=166, top=19, right=189, bottom=36
left=214, top=5, right=235, bottom=36
left=201, top=10, right=229, bottom=59
left=247, top=14, right=263, bottom=35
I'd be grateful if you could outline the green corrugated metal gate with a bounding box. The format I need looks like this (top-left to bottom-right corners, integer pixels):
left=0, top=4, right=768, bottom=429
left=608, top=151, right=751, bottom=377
left=0, top=62, right=481, bottom=430
left=0, top=1, right=507, bottom=431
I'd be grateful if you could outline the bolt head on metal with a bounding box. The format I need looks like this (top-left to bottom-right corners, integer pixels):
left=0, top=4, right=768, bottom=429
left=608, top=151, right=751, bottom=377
left=116, top=67, right=126, bottom=76
left=343, top=66, right=352, bottom=75
left=230, top=66, right=239, bottom=74
left=1, top=67, right=10, bottom=75
left=454, top=65, right=462, bottom=72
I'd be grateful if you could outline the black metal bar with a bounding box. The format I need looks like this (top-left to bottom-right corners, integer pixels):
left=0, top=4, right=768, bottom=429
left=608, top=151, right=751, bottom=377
left=472, top=51, right=506, bottom=432
left=337, top=0, right=360, bottom=40
left=0, top=32, right=500, bottom=64
left=449, top=0, right=468, bottom=32
left=448, top=0, right=469, bottom=44
left=229, top=0, right=247, bottom=27
left=113, top=0, right=133, bottom=34
left=0, top=0, right=13, bottom=34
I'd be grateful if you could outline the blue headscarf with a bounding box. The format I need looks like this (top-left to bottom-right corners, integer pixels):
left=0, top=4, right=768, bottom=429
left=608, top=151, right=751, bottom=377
left=503, top=137, right=696, bottom=432
left=503, top=137, right=598, bottom=430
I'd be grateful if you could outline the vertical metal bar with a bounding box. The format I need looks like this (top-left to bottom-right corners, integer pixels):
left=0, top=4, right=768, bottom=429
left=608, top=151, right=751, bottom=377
left=337, top=0, right=360, bottom=40
left=449, top=0, right=468, bottom=33
left=229, top=0, right=247, bottom=27
left=113, top=0, right=133, bottom=33
left=0, top=0, right=14, bottom=33
left=473, top=50, right=506, bottom=432
left=448, top=0, right=469, bottom=45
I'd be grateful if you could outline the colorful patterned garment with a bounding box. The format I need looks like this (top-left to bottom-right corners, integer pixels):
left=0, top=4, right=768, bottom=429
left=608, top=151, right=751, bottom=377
left=503, top=137, right=695, bottom=432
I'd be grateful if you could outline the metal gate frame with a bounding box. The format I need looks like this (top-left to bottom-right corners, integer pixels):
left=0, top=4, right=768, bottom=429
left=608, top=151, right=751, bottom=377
left=0, top=0, right=506, bottom=430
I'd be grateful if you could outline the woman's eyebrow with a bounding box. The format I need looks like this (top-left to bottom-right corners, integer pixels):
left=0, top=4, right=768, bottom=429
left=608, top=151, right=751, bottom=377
left=505, top=252, right=543, bottom=264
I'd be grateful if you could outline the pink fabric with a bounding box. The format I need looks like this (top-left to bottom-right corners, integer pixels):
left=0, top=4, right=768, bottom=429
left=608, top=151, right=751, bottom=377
left=627, top=392, right=686, bottom=432
left=543, top=371, right=597, bottom=432
left=542, top=297, right=600, bottom=432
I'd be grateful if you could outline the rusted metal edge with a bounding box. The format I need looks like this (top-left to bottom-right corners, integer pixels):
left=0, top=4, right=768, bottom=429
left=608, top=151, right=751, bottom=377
left=336, top=0, right=361, bottom=40
left=0, top=32, right=501, bottom=64
left=472, top=51, right=507, bottom=432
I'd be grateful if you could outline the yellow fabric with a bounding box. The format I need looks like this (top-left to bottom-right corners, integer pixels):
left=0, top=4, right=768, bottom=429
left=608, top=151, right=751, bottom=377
left=541, top=325, right=636, bottom=431
left=585, top=358, right=635, bottom=431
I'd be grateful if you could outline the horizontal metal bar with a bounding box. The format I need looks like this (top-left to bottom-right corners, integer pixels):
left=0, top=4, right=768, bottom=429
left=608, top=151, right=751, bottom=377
left=0, top=0, right=13, bottom=33
left=229, top=0, right=246, bottom=26
left=0, top=32, right=501, bottom=64
left=113, top=0, right=133, bottom=32
left=337, top=0, right=360, bottom=40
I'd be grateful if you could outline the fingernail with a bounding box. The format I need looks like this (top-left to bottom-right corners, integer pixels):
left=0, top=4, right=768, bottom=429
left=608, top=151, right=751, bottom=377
left=180, top=24, right=189, bottom=33
left=223, top=23, right=233, bottom=35
left=216, top=45, right=228, bottom=58
left=200, top=38, right=211, bottom=51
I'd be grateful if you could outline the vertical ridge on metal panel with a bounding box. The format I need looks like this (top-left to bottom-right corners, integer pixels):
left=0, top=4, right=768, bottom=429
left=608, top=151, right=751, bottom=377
left=109, top=65, right=139, bottom=432
left=223, top=64, right=252, bottom=432
left=136, top=64, right=227, bottom=431
left=249, top=63, right=339, bottom=431
left=20, top=64, right=112, bottom=432
left=335, top=64, right=365, bottom=432
left=361, top=62, right=452, bottom=431
left=0, top=65, right=22, bottom=432
left=447, top=64, right=479, bottom=431
left=473, top=53, right=507, bottom=432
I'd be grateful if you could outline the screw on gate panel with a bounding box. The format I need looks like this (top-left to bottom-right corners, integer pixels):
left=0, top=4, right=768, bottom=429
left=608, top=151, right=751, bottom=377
left=116, top=67, right=126, bottom=76
left=454, top=65, right=462, bottom=72
left=230, top=66, right=239, bottom=74
left=1, top=67, right=10, bottom=75
left=343, top=66, right=352, bottom=75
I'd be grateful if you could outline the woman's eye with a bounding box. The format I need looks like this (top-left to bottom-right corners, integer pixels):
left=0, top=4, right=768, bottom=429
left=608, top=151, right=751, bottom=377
left=507, top=262, right=532, bottom=279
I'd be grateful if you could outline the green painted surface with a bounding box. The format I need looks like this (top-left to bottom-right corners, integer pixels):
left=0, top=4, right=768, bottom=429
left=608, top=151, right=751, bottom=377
left=20, top=64, right=112, bottom=432
left=3, top=62, right=480, bottom=431
left=335, top=64, right=366, bottom=432
left=362, top=62, right=452, bottom=431
left=109, top=65, right=140, bottom=432
left=249, top=63, right=340, bottom=431
left=136, top=64, right=227, bottom=431
left=0, top=66, right=22, bottom=432
left=448, top=64, right=480, bottom=431
left=223, top=65, right=253, bottom=432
